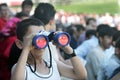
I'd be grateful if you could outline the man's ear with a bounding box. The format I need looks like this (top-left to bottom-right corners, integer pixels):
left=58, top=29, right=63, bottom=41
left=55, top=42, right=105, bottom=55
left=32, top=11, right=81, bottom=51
left=15, top=39, right=23, bottom=49
left=99, top=36, right=102, bottom=42
left=49, top=19, right=56, bottom=31
left=49, top=19, right=54, bottom=25
left=115, top=48, right=120, bottom=55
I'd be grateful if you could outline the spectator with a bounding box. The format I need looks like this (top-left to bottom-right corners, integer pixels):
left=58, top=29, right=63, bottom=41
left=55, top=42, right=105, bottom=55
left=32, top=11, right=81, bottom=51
left=75, top=27, right=98, bottom=64
left=86, top=18, right=97, bottom=30
left=20, top=0, right=33, bottom=16
left=0, top=3, right=14, bottom=80
left=98, top=37, right=120, bottom=80
left=74, top=24, right=86, bottom=45
left=85, top=24, right=113, bottom=80
left=0, top=3, right=11, bottom=31
left=66, top=25, right=78, bottom=49
left=11, top=18, right=87, bottom=80
left=85, top=29, right=96, bottom=40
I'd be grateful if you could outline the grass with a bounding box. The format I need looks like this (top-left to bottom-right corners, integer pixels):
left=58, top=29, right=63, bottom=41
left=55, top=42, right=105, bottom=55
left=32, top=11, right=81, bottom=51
left=55, top=0, right=119, bottom=15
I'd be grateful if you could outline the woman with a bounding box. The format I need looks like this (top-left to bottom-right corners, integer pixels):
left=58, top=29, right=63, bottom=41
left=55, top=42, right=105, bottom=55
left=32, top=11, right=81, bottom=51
left=11, top=18, right=87, bottom=80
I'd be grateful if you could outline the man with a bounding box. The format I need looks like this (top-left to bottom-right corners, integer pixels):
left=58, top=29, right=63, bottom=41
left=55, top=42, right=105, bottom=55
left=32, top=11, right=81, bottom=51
left=0, top=3, right=10, bottom=31
left=20, top=0, right=33, bottom=16
left=98, top=37, right=120, bottom=80
left=85, top=24, right=113, bottom=80
left=33, top=3, right=56, bottom=32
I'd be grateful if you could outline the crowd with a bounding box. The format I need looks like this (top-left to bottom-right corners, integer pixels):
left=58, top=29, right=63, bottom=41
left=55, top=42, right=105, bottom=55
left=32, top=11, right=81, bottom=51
left=0, top=0, right=120, bottom=80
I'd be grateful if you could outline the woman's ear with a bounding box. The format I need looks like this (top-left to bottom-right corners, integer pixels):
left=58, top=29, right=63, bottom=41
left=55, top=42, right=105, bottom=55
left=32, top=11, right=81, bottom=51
left=15, top=39, right=23, bottom=49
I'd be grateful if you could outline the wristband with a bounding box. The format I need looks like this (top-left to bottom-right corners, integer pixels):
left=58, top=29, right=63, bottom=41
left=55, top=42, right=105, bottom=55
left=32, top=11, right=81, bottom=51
left=69, top=50, right=76, bottom=58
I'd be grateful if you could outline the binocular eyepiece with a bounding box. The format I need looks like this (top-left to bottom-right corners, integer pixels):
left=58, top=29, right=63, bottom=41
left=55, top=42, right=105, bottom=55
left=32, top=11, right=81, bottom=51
left=32, top=31, right=71, bottom=49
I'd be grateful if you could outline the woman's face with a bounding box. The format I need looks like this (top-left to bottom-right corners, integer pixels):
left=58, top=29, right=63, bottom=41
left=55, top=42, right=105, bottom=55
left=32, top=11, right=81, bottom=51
left=26, top=25, right=45, bottom=58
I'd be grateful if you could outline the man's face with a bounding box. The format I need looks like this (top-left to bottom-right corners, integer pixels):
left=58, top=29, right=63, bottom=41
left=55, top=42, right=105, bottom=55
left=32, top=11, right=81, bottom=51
left=89, top=20, right=97, bottom=30
left=100, top=35, right=112, bottom=49
left=0, top=6, right=9, bottom=17
left=22, top=5, right=32, bottom=15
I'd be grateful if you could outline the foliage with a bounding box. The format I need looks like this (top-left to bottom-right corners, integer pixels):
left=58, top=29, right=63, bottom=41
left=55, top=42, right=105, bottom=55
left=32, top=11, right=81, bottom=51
left=55, top=0, right=119, bottom=15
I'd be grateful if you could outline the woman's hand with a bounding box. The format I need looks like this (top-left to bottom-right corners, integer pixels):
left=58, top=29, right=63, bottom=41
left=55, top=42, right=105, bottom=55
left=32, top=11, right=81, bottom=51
left=22, top=33, right=36, bottom=51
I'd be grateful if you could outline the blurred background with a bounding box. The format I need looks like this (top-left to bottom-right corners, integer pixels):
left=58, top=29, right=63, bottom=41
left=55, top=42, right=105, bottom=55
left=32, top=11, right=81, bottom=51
left=0, top=0, right=119, bottom=15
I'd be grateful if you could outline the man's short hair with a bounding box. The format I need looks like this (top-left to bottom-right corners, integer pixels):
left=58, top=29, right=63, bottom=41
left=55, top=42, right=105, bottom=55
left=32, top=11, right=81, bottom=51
left=22, top=0, right=33, bottom=8
left=34, top=3, right=56, bottom=25
left=97, top=24, right=113, bottom=37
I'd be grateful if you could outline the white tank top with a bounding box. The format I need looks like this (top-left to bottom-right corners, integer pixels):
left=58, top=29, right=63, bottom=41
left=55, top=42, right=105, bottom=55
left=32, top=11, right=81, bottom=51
left=25, top=59, right=61, bottom=80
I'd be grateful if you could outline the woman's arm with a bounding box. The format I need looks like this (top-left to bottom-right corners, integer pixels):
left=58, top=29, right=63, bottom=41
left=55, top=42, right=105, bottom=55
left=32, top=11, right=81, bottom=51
left=11, top=47, right=29, bottom=80
left=57, top=45, right=87, bottom=80
left=11, top=33, right=33, bottom=80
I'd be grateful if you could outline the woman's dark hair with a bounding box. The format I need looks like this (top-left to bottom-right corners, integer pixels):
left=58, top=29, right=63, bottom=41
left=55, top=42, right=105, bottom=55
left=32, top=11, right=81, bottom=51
left=16, top=18, right=44, bottom=41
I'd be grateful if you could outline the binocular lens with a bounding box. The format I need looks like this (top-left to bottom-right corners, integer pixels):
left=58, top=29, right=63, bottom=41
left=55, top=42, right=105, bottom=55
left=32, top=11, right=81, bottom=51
left=33, top=35, right=48, bottom=49
left=58, top=34, right=69, bottom=46
left=33, top=32, right=71, bottom=49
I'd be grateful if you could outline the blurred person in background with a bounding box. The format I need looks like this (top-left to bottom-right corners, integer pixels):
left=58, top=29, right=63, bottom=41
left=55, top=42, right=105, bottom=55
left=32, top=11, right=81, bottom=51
left=98, top=30, right=120, bottom=80
left=8, top=0, right=33, bottom=72
left=8, top=12, right=29, bottom=71
left=0, top=3, right=13, bottom=80
left=74, top=24, right=86, bottom=46
left=98, top=37, right=120, bottom=80
left=10, top=18, right=87, bottom=80
left=0, top=3, right=12, bottom=31
left=0, top=11, right=29, bottom=80
left=86, top=17, right=97, bottom=30
left=85, top=29, right=96, bottom=40
left=66, top=25, right=78, bottom=49
left=85, top=24, right=113, bottom=80
left=75, top=24, right=114, bottom=65
left=115, top=21, right=120, bottom=31
left=20, top=0, right=33, bottom=16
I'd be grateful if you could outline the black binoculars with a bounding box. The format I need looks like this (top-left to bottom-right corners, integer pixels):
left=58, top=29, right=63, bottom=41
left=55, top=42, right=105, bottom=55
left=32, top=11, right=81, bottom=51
left=32, top=31, right=71, bottom=49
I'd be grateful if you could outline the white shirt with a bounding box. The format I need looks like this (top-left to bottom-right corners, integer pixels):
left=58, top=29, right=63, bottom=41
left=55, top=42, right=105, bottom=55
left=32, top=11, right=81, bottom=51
left=12, top=59, right=61, bottom=80
left=75, top=36, right=98, bottom=64
left=85, top=45, right=105, bottom=80
left=98, top=54, right=120, bottom=80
